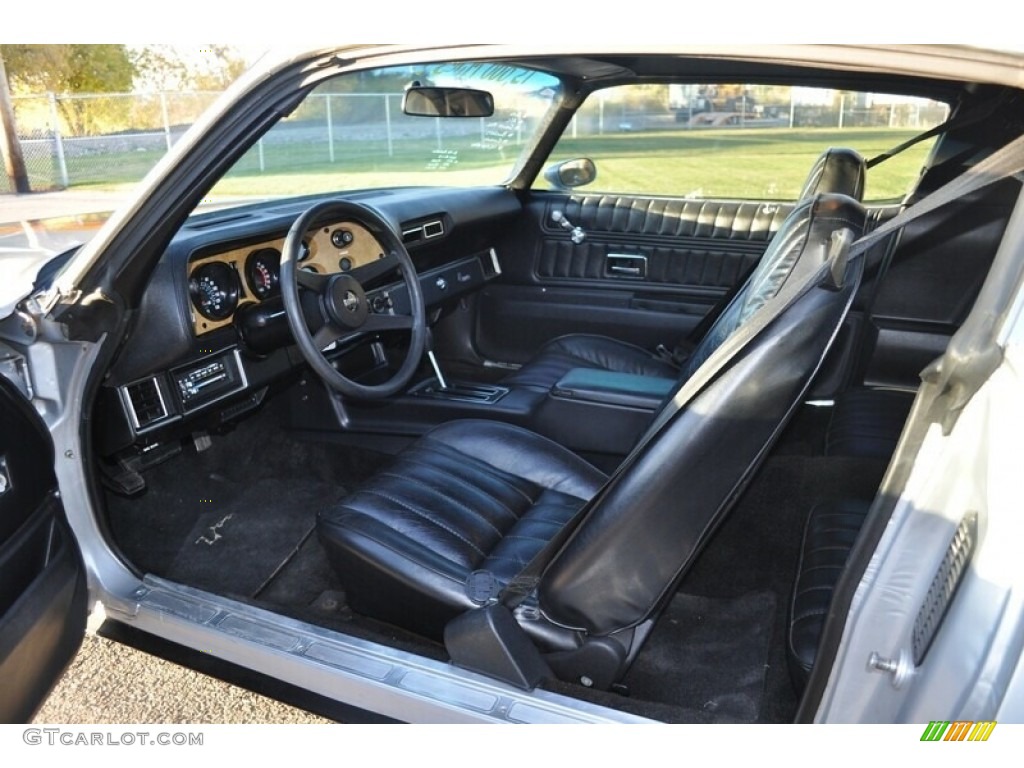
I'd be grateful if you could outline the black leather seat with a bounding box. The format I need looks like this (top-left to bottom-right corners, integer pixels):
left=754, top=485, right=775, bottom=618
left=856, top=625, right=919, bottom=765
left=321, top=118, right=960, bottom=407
left=788, top=499, right=871, bottom=690
left=503, top=147, right=867, bottom=392
left=318, top=191, right=868, bottom=687
left=318, top=419, right=605, bottom=640
left=826, top=387, right=915, bottom=459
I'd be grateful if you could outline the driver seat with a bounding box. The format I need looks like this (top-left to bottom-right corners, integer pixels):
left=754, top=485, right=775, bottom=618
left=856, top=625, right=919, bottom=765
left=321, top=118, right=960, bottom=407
left=317, top=191, right=867, bottom=688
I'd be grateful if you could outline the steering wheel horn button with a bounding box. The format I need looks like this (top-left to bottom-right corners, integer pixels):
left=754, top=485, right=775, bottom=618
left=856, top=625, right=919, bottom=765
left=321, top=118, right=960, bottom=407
left=343, top=290, right=360, bottom=313
left=325, top=274, right=369, bottom=328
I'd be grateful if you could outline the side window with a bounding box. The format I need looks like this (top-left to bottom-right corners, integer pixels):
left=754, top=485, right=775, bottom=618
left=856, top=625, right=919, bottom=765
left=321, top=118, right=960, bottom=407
left=536, top=83, right=949, bottom=202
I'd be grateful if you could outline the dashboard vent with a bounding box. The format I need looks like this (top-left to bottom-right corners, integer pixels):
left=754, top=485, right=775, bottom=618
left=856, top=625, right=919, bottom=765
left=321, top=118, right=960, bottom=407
left=402, top=218, right=445, bottom=245
left=125, top=378, right=169, bottom=430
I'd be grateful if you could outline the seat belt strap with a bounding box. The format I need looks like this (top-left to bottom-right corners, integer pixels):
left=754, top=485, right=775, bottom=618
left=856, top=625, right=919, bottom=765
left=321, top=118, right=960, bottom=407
left=851, top=131, right=1024, bottom=258
left=865, top=94, right=1006, bottom=169
left=682, top=257, right=760, bottom=346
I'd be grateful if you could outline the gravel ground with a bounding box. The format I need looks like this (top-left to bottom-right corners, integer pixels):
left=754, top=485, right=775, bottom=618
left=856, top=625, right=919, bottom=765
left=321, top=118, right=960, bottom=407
left=33, top=633, right=331, bottom=724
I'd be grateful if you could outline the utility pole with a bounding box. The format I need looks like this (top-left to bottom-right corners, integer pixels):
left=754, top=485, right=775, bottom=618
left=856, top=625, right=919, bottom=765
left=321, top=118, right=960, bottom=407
left=0, top=52, right=30, bottom=193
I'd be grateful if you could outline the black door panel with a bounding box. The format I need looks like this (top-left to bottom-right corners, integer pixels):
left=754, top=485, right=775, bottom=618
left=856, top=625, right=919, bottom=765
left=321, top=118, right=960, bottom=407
left=478, top=192, right=791, bottom=364
left=0, top=377, right=86, bottom=723
left=860, top=180, right=1018, bottom=390
left=546, top=194, right=791, bottom=243
left=534, top=237, right=763, bottom=287
left=476, top=285, right=711, bottom=364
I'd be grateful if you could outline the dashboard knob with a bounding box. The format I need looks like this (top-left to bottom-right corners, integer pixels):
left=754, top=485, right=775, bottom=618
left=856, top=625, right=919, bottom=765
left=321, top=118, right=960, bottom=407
left=436, top=277, right=448, bottom=291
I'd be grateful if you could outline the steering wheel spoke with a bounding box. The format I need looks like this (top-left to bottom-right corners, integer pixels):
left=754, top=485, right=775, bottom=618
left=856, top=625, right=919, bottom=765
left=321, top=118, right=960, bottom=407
left=313, top=321, right=346, bottom=350
left=296, top=268, right=331, bottom=292
left=362, top=312, right=414, bottom=332
left=353, top=252, right=401, bottom=284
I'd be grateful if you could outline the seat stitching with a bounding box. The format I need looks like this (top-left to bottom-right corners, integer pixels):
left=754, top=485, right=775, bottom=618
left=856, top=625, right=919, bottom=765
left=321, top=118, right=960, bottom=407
left=374, top=471, right=508, bottom=535
left=502, top=532, right=556, bottom=543
left=326, top=509, right=473, bottom=580
left=406, top=445, right=537, bottom=505
left=385, top=460, right=525, bottom=520
left=482, top=554, right=528, bottom=565
left=792, top=607, right=831, bottom=623
left=794, top=584, right=838, bottom=597
left=796, top=563, right=849, bottom=575
left=358, top=489, right=486, bottom=557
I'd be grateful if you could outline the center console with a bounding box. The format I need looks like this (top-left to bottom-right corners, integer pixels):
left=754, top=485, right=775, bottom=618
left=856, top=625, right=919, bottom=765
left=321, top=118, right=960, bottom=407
left=530, top=369, right=676, bottom=455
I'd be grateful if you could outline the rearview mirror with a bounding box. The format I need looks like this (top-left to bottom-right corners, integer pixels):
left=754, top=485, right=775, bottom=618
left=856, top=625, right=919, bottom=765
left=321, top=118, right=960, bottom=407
left=402, top=87, right=495, bottom=118
left=543, top=158, right=597, bottom=190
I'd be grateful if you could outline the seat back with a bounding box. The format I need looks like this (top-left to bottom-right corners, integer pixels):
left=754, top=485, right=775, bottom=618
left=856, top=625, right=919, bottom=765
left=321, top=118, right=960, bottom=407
left=798, top=147, right=866, bottom=202
left=538, top=193, right=867, bottom=638
left=673, top=148, right=865, bottom=358
left=680, top=149, right=865, bottom=376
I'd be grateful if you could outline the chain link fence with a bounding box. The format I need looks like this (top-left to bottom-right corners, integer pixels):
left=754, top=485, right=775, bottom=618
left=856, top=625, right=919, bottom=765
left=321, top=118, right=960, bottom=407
left=2, top=87, right=950, bottom=194
left=1, top=91, right=223, bottom=193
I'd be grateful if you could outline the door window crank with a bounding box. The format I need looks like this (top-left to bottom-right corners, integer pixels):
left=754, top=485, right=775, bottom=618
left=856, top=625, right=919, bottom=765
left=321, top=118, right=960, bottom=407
left=551, top=210, right=586, bottom=244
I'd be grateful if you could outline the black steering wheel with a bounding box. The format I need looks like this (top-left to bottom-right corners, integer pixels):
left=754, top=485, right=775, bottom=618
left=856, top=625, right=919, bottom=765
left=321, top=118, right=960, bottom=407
left=280, top=200, right=426, bottom=399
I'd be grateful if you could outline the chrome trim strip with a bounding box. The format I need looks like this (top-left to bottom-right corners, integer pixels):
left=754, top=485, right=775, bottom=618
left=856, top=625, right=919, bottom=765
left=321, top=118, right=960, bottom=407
left=127, top=577, right=651, bottom=724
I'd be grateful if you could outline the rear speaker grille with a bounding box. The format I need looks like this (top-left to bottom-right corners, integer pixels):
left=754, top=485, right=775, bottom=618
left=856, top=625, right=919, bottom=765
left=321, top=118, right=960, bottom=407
left=912, top=512, right=978, bottom=665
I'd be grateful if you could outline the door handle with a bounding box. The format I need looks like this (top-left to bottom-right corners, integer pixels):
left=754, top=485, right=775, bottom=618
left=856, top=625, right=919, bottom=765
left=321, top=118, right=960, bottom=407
left=605, top=254, right=647, bottom=279
left=609, top=265, right=642, bottom=276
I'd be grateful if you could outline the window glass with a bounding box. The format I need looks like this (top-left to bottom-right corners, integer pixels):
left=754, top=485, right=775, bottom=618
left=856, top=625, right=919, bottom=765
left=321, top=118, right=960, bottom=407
left=536, top=84, right=950, bottom=202
left=206, top=63, right=561, bottom=205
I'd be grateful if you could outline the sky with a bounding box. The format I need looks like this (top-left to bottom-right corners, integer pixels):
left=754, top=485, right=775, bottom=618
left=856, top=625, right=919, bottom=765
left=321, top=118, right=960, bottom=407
left=5, top=2, right=1014, bottom=48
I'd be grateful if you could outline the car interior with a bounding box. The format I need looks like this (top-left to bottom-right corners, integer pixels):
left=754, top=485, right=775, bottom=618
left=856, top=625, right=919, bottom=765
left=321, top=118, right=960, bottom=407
left=83, top=53, right=1024, bottom=723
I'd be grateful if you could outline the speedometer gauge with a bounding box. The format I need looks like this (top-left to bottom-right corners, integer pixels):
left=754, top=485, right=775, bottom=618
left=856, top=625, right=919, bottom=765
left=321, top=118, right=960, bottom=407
left=245, top=247, right=281, bottom=299
left=188, top=262, right=240, bottom=320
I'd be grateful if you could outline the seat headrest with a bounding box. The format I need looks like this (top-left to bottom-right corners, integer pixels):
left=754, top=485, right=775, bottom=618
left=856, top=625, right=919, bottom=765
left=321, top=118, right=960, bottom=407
left=799, top=148, right=866, bottom=202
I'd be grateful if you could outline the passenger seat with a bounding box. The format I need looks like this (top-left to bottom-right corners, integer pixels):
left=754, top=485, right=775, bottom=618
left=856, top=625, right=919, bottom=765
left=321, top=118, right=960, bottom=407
left=503, top=147, right=867, bottom=391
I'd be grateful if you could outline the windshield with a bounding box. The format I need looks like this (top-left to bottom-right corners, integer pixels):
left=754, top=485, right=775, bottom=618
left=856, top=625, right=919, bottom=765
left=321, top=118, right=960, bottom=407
left=205, top=62, right=562, bottom=205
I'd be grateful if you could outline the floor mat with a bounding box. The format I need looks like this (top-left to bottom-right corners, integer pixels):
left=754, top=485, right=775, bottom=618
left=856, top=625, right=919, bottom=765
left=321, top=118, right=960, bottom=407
left=167, top=478, right=346, bottom=598
left=623, top=591, right=776, bottom=723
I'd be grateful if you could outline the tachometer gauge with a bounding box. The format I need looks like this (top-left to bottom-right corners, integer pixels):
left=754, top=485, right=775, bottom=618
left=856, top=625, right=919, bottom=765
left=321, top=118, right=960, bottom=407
left=189, top=261, right=240, bottom=320
left=245, top=247, right=281, bottom=299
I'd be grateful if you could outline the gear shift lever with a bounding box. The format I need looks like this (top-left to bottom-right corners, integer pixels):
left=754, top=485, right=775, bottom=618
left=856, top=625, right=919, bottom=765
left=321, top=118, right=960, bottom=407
left=424, top=328, right=449, bottom=390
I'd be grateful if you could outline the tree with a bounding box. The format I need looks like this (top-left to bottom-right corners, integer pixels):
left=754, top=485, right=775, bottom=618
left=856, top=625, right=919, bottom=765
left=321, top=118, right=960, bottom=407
left=0, top=51, right=30, bottom=192
left=131, top=45, right=248, bottom=92
left=0, top=44, right=136, bottom=135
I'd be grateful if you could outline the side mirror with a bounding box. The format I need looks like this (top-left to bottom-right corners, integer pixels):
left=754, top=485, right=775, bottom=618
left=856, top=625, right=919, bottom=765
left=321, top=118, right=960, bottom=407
left=402, top=87, right=495, bottom=118
left=543, top=158, right=597, bottom=190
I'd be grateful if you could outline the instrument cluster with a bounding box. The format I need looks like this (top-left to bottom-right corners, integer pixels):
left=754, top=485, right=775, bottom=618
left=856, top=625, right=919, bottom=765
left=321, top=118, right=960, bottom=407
left=186, top=222, right=385, bottom=336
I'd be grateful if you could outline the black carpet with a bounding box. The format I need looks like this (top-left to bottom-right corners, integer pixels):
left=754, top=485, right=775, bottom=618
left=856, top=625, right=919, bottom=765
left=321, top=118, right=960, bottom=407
left=167, top=477, right=347, bottom=598
left=105, top=397, right=390, bottom=582
left=624, top=591, right=777, bottom=723
left=103, top=396, right=893, bottom=724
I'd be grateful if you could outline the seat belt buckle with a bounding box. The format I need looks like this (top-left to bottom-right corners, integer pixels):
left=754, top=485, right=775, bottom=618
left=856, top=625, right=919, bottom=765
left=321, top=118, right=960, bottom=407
left=656, top=343, right=688, bottom=368
left=655, top=344, right=675, bottom=364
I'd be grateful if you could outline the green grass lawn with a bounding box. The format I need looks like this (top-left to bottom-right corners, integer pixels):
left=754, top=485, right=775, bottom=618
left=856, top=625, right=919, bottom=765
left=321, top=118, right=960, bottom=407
left=68, top=126, right=933, bottom=203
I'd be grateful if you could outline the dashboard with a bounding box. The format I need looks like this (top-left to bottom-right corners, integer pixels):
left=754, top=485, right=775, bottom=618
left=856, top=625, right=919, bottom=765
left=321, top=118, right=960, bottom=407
left=96, top=186, right=522, bottom=458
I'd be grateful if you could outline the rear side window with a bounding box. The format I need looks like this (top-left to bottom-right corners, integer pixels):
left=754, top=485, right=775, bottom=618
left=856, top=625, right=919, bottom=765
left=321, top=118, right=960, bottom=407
left=537, top=83, right=949, bottom=202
